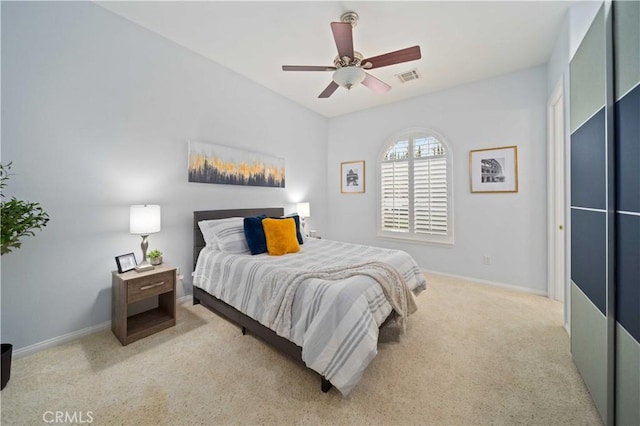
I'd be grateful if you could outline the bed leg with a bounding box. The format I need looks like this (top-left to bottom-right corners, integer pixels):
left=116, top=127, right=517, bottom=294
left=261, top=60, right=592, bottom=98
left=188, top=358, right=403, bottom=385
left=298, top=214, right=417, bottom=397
left=321, top=378, right=332, bottom=393
left=193, top=296, right=201, bottom=305
left=241, top=326, right=247, bottom=335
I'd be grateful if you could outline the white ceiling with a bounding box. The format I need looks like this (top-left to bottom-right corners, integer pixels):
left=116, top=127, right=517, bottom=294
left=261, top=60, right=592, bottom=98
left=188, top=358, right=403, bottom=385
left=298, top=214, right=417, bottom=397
left=97, top=1, right=572, bottom=118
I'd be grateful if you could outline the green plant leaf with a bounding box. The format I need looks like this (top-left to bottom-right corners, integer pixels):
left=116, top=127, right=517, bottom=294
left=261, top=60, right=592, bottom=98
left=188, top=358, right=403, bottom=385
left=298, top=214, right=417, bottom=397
left=1, top=163, right=50, bottom=255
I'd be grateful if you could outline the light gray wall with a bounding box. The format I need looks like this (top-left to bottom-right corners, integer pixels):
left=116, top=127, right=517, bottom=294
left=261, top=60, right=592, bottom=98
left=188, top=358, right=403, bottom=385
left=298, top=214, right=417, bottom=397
left=1, top=2, right=327, bottom=350
left=326, top=66, right=548, bottom=293
left=547, top=6, right=570, bottom=97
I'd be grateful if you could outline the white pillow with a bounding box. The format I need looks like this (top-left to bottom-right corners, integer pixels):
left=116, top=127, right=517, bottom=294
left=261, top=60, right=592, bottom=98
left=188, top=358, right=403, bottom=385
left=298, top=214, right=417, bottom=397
left=198, top=217, right=250, bottom=254
left=198, top=217, right=242, bottom=250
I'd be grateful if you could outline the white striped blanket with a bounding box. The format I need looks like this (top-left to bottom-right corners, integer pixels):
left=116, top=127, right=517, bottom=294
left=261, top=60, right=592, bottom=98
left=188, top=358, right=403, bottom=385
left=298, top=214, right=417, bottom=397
left=193, top=238, right=426, bottom=395
left=263, top=261, right=418, bottom=339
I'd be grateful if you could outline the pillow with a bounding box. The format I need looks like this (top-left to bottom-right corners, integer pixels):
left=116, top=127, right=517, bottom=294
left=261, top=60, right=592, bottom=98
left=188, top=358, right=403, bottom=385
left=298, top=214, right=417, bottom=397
left=262, top=218, right=300, bottom=256
left=198, top=217, right=242, bottom=249
left=199, top=217, right=250, bottom=254
left=282, top=214, right=304, bottom=245
left=243, top=215, right=267, bottom=255
left=243, top=214, right=303, bottom=255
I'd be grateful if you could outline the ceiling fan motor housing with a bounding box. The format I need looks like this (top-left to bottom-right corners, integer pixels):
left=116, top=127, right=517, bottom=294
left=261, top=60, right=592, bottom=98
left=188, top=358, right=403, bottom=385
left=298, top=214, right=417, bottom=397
left=334, top=51, right=364, bottom=68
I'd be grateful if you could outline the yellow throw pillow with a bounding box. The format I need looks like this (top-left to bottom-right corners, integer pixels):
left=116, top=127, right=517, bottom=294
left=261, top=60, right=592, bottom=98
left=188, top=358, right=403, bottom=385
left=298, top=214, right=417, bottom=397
left=262, top=218, right=300, bottom=256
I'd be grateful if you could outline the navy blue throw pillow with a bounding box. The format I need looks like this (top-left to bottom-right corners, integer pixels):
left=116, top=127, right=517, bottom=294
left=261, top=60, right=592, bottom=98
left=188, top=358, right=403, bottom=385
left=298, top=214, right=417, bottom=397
left=243, top=215, right=267, bottom=255
left=286, top=214, right=304, bottom=245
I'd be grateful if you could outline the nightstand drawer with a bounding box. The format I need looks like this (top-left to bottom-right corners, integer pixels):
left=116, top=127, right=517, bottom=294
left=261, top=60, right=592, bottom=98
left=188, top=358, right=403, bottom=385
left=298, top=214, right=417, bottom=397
left=127, top=271, right=174, bottom=303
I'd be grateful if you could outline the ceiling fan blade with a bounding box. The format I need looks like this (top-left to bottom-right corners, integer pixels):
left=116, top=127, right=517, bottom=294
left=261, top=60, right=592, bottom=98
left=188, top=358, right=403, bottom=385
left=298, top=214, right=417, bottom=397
left=318, top=81, right=340, bottom=98
left=282, top=65, right=336, bottom=72
left=330, top=22, right=354, bottom=60
left=361, top=72, right=392, bottom=94
left=362, top=46, right=421, bottom=69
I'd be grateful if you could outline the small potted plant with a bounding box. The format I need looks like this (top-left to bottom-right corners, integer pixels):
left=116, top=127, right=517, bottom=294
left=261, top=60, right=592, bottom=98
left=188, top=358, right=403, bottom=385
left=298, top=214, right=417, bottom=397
left=148, top=249, right=163, bottom=266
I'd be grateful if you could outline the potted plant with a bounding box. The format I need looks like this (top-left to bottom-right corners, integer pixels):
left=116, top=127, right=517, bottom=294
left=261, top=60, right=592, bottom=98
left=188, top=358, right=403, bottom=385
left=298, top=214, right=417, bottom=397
left=1, top=162, right=49, bottom=390
left=148, top=249, right=163, bottom=266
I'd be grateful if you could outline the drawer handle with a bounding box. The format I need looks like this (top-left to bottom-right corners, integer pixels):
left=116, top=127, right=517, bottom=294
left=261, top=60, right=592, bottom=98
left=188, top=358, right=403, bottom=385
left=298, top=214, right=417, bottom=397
left=140, top=281, right=165, bottom=291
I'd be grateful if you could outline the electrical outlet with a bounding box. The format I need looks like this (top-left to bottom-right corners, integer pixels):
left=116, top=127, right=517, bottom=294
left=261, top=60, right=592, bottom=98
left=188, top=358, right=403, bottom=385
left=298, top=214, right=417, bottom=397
left=483, top=255, right=492, bottom=265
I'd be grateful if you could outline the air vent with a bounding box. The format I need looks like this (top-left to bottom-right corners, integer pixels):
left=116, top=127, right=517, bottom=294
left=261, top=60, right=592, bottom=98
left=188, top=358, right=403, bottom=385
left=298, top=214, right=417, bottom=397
left=396, top=69, right=421, bottom=83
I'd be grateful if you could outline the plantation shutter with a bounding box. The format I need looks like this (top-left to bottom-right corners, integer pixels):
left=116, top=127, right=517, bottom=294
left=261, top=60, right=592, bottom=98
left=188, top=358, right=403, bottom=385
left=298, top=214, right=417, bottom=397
left=381, top=161, right=409, bottom=232
left=380, top=133, right=451, bottom=242
left=414, top=157, right=448, bottom=235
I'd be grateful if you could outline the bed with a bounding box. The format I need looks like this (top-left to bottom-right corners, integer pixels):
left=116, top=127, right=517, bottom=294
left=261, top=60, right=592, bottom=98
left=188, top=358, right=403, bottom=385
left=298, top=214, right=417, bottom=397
left=192, top=208, right=426, bottom=395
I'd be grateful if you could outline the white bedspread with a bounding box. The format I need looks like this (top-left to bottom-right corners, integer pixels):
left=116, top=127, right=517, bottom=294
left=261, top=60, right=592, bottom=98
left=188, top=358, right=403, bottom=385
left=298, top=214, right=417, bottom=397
left=192, top=238, right=426, bottom=395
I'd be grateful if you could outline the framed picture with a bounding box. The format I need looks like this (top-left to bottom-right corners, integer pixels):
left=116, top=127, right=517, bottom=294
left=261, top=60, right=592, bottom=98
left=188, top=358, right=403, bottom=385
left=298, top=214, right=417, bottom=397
left=469, top=146, right=518, bottom=193
left=115, top=252, right=137, bottom=273
left=188, top=141, right=285, bottom=188
left=341, top=160, right=365, bottom=194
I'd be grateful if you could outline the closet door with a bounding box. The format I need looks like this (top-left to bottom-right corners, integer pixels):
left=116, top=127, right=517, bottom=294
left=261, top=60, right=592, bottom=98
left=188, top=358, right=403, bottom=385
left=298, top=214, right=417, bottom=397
left=571, top=1, right=639, bottom=424
left=613, top=1, right=639, bottom=424
left=569, top=3, right=614, bottom=424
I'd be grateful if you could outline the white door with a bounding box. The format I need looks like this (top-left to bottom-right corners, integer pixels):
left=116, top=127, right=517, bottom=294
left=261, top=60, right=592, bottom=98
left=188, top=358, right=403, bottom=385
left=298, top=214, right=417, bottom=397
left=548, top=80, right=566, bottom=303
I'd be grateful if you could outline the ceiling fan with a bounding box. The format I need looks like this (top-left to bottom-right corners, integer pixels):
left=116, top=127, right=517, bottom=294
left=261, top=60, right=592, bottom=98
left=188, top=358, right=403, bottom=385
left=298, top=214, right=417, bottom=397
left=282, top=12, right=421, bottom=99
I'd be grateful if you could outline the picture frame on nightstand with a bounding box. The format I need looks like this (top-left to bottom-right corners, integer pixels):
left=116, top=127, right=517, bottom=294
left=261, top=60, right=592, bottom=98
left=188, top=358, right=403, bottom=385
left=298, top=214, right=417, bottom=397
left=115, top=252, right=137, bottom=273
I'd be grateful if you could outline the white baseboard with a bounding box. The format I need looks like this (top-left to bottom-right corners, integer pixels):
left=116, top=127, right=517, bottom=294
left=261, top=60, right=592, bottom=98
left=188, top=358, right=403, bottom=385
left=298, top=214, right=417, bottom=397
left=13, top=320, right=111, bottom=360
left=422, top=268, right=548, bottom=297
left=177, top=295, right=192, bottom=305
left=14, top=294, right=194, bottom=360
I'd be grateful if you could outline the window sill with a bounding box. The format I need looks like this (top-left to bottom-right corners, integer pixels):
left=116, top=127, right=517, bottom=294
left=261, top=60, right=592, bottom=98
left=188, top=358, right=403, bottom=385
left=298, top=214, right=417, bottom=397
left=376, top=233, right=454, bottom=247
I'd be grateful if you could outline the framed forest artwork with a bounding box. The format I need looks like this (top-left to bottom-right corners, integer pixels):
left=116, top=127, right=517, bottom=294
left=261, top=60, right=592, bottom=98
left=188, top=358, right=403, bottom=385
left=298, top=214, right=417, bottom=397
left=188, top=141, right=285, bottom=188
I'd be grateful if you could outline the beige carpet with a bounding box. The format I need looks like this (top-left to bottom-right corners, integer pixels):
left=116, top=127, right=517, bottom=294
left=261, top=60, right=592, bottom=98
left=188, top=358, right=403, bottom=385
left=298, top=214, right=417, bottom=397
left=1, top=273, right=602, bottom=425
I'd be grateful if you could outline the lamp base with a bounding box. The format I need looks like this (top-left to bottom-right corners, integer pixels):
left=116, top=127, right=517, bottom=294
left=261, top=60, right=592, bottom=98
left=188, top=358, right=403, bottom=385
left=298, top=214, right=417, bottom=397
left=135, top=262, right=155, bottom=273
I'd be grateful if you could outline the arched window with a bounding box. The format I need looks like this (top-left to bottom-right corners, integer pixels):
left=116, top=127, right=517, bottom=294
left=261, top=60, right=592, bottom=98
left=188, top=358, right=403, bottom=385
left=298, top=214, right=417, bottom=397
left=378, top=130, right=454, bottom=245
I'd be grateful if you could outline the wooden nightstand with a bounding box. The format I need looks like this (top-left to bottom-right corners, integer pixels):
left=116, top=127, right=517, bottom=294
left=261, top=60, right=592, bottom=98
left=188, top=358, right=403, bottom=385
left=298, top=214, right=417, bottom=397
left=112, top=264, right=176, bottom=345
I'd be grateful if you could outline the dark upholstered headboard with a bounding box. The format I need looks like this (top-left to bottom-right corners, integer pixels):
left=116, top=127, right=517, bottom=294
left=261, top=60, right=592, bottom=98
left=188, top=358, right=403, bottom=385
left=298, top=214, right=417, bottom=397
left=193, top=208, right=284, bottom=270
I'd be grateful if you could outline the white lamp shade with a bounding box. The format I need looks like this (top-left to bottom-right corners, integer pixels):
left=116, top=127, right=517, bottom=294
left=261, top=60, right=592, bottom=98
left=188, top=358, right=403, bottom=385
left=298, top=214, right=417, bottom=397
left=332, top=67, right=365, bottom=89
left=130, top=205, right=161, bottom=235
left=296, top=202, right=310, bottom=218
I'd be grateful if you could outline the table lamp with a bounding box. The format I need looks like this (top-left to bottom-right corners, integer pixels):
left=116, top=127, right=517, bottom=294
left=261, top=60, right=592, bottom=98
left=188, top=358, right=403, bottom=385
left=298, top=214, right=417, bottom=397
left=130, top=204, right=161, bottom=272
left=296, top=202, right=310, bottom=237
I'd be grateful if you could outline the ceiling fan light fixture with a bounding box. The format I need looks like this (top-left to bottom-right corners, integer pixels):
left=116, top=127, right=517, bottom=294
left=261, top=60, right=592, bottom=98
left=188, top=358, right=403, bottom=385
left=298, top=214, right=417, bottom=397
left=332, top=67, right=365, bottom=90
